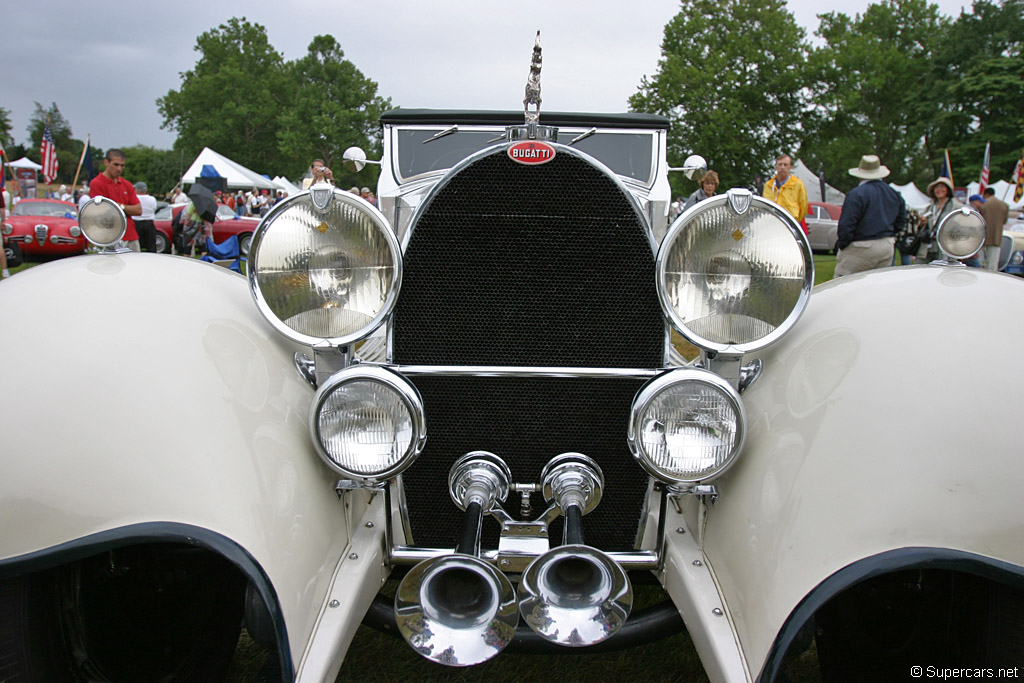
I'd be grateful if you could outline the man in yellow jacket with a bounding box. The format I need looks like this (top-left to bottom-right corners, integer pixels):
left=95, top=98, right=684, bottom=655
left=762, top=154, right=808, bottom=227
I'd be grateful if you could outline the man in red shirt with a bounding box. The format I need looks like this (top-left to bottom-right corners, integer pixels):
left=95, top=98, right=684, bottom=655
left=88, top=149, right=142, bottom=251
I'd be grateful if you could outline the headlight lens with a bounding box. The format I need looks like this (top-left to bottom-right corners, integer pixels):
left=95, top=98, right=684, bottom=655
left=1012, top=252, right=1024, bottom=266
left=1, top=223, right=11, bottom=236
left=936, top=207, right=986, bottom=260
left=310, top=366, right=426, bottom=482
left=628, top=369, right=746, bottom=484
left=249, top=187, right=401, bottom=346
left=69, top=225, right=82, bottom=238
left=657, top=189, right=813, bottom=354
left=78, top=197, right=126, bottom=247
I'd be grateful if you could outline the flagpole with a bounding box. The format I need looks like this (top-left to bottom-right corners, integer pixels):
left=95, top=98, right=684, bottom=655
left=71, top=134, right=90, bottom=190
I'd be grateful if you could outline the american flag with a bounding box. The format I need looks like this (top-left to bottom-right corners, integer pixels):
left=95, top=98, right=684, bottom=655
left=979, top=142, right=990, bottom=194
left=41, top=123, right=58, bottom=184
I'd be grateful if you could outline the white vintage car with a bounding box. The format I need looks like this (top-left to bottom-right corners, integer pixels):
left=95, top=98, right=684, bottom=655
left=1, top=99, right=1022, bottom=680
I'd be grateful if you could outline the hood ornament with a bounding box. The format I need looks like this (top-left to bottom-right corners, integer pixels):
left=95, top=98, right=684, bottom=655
left=524, top=31, right=542, bottom=124
left=507, top=31, right=558, bottom=143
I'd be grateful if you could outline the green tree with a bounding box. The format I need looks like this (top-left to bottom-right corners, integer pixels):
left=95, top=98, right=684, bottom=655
left=157, top=17, right=292, bottom=176
left=927, top=0, right=1024, bottom=184
left=0, top=107, right=12, bottom=150
left=800, top=0, right=948, bottom=191
left=123, top=145, right=187, bottom=197
left=276, top=35, right=391, bottom=186
left=630, top=0, right=809, bottom=193
left=26, top=102, right=87, bottom=185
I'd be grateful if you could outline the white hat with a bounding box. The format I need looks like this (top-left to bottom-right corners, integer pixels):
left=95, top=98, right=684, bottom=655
left=848, top=155, right=890, bottom=180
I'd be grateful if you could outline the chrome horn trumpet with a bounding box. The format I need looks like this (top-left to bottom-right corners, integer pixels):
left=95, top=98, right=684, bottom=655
left=394, top=452, right=519, bottom=666
left=518, top=453, right=633, bottom=646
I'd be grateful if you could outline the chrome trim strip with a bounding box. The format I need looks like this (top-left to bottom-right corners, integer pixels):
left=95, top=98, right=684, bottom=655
left=393, top=365, right=662, bottom=379
left=389, top=546, right=659, bottom=571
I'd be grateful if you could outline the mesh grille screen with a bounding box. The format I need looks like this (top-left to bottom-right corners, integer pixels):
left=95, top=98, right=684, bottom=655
left=393, top=147, right=663, bottom=552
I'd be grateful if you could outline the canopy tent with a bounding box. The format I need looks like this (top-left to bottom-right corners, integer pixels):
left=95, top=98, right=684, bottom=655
left=965, top=179, right=1023, bottom=211
left=889, top=182, right=931, bottom=212
left=179, top=148, right=280, bottom=191
left=792, top=159, right=846, bottom=204
left=7, top=157, right=43, bottom=171
left=272, top=176, right=302, bottom=196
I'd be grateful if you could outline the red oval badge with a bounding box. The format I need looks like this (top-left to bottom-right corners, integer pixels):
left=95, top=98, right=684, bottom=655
left=507, top=141, right=556, bottom=166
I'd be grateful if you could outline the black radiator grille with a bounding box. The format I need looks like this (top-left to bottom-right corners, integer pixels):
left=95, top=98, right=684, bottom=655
left=402, top=375, right=651, bottom=551
left=392, top=147, right=664, bottom=552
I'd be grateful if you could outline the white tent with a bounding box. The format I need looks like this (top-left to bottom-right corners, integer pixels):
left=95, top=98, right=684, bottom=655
left=792, top=159, right=846, bottom=204
left=7, top=156, right=43, bottom=171
left=272, top=176, right=302, bottom=196
left=179, top=147, right=280, bottom=191
left=965, top=179, right=1023, bottom=211
left=889, top=182, right=931, bottom=212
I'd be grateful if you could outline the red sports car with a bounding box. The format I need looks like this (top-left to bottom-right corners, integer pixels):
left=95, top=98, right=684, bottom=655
left=154, top=204, right=260, bottom=255
left=2, top=199, right=86, bottom=258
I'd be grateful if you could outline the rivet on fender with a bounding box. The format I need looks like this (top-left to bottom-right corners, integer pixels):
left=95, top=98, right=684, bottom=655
left=508, top=140, right=556, bottom=166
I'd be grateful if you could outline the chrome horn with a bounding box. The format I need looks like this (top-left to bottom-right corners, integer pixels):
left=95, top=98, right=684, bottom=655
left=394, top=452, right=519, bottom=666
left=518, top=453, right=633, bottom=646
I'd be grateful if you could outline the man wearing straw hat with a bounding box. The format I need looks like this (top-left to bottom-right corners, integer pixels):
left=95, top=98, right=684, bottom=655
left=835, top=154, right=906, bottom=277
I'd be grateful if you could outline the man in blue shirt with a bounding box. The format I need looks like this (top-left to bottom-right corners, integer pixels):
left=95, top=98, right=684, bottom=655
left=835, top=155, right=906, bottom=277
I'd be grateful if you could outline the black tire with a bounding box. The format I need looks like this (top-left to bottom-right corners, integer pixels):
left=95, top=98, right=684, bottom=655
left=154, top=231, right=170, bottom=254
left=815, top=570, right=1024, bottom=682
left=5, top=241, right=23, bottom=268
left=0, top=544, right=246, bottom=682
left=238, top=232, right=252, bottom=256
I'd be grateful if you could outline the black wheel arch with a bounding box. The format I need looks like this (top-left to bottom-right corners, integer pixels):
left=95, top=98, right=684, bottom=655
left=758, top=547, right=1024, bottom=682
left=0, top=522, right=293, bottom=682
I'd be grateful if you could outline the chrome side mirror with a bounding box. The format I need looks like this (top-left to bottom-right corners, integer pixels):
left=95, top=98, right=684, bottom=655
left=669, top=154, right=708, bottom=181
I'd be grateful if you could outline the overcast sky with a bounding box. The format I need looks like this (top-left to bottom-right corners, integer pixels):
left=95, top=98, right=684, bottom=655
left=2, top=0, right=971, bottom=154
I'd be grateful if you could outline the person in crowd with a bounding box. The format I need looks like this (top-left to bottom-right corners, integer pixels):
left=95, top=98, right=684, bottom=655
left=1, top=187, right=8, bottom=279
left=684, top=171, right=719, bottom=211
left=235, top=191, right=246, bottom=216
left=360, top=187, right=372, bottom=203
left=76, top=184, right=91, bottom=211
left=348, top=186, right=359, bottom=195
left=916, top=177, right=962, bottom=264
left=979, top=186, right=1009, bottom=271
left=88, top=149, right=142, bottom=251
left=59, top=184, right=72, bottom=202
left=133, top=182, right=158, bottom=253
left=763, top=154, right=808, bottom=232
left=302, top=160, right=335, bottom=190
left=171, top=186, right=187, bottom=204
left=835, top=155, right=905, bottom=277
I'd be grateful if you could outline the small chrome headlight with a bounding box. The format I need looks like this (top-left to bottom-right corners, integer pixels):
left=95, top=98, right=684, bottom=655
left=658, top=189, right=813, bottom=354
left=249, top=185, right=402, bottom=346
left=69, top=225, right=82, bottom=238
left=936, top=207, right=986, bottom=260
left=310, top=365, right=426, bottom=483
left=1, top=223, right=12, bottom=236
left=78, top=196, right=126, bottom=247
left=628, top=368, right=746, bottom=484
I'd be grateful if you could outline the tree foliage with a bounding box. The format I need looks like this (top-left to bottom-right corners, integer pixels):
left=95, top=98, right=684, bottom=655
left=801, top=0, right=948, bottom=191
left=122, top=146, right=187, bottom=197
left=927, top=0, right=1024, bottom=184
left=276, top=35, right=391, bottom=186
left=630, top=0, right=809, bottom=193
left=0, top=107, right=12, bottom=151
left=157, top=17, right=292, bottom=176
left=26, top=102, right=89, bottom=185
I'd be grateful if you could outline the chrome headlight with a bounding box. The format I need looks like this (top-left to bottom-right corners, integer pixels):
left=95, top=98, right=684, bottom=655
left=628, top=368, right=746, bottom=484
left=309, top=365, right=426, bottom=483
left=936, top=207, right=986, bottom=260
left=78, top=196, right=126, bottom=247
left=657, top=189, right=813, bottom=354
left=1, top=223, right=12, bottom=236
left=249, top=185, right=402, bottom=346
left=69, top=225, right=82, bottom=238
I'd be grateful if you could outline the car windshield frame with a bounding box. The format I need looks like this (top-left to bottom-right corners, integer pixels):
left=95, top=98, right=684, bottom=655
left=12, top=201, right=78, bottom=219
left=390, top=125, right=659, bottom=186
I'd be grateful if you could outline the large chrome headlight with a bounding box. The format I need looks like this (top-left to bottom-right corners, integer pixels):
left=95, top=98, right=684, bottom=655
left=936, top=207, right=986, bottom=261
left=657, top=189, right=813, bottom=354
left=78, top=196, right=126, bottom=247
left=249, top=185, right=402, bottom=346
left=628, top=368, right=746, bottom=484
left=309, top=365, right=426, bottom=483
